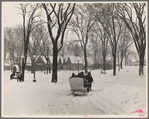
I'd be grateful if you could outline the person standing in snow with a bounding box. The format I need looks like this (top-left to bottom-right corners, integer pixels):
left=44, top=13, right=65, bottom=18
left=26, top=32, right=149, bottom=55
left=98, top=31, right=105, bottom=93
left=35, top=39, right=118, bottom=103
left=86, top=72, right=93, bottom=91
left=13, top=62, right=20, bottom=78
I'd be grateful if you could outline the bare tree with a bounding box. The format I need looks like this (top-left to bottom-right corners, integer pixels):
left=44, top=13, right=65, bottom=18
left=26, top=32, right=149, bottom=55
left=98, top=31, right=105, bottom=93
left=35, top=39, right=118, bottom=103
left=115, top=3, right=146, bottom=75
left=92, top=22, right=109, bottom=72
left=90, top=3, right=124, bottom=75
left=4, top=27, right=16, bottom=70
left=117, top=26, right=133, bottom=70
left=4, top=26, right=24, bottom=71
left=69, top=4, right=95, bottom=73
left=28, top=25, right=45, bottom=67
left=38, top=25, right=52, bottom=60
left=42, top=3, right=75, bottom=82
left=13, top=25, right=24, bottom=70
left=20, top=3, right=43, bottom=81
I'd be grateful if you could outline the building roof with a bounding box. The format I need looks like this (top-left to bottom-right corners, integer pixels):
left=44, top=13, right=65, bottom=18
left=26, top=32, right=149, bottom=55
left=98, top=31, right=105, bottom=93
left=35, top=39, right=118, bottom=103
left=66, top=56, right=83, bottom=64
left=5, top=55, right=85, bottom=66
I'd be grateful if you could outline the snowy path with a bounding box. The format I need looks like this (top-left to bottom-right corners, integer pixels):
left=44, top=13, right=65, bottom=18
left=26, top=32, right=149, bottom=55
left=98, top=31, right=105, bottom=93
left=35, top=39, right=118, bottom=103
left=2, top=66, right=147, bottom=117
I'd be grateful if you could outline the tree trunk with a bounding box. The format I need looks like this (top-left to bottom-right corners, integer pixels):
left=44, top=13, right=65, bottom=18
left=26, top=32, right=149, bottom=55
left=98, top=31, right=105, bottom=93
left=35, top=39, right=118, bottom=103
left=113, top=42, right=117, bottom=75
left=22, top=57, right=25, bottom=81
left=118, top=52, right=120, bottom=71
left=119, top=52, right=123, bottom=69
left=113, top=53, right=116, bottom=75
left=84, top=45, right=88, bottom=74
left=102, top=39, right=106, bottom=72
left=125, top=55, right=127, bottom=66
left=22, top=54, right=27, bottom=81
left=22, top=66, right=25, bottom=81
left=103, top=51, right=106, bottom=71
left=112, top=12, right=117, bottom=76
left=113, top=41, right=117, bottom=75
left=51, top=44, right=58, bottom=83
left=139, top=54, right=144, bottom=76
left=120, top=59, right=123, bottom=69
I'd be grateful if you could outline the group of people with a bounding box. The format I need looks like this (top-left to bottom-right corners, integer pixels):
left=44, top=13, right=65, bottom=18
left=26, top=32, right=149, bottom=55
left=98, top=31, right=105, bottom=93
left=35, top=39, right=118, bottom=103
left=70, top=71, right=94, bottom=92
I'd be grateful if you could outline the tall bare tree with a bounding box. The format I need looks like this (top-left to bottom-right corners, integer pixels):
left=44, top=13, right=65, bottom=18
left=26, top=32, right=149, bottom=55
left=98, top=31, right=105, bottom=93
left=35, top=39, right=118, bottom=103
left=28, top=25, right=46, bottom=67
left=92, top=22, right=109, bottom=72
left=115, top=3, right=146, bottom=75
left=69, top=4, right=95, bottom=73
left=90, top=3, right=124, bottom=75
left=4, top=27, right=16, bottom=70
left=117, top=26, right=133, bottom=69
left=4, top=26, right=24, bottom=70
left=42, top=3, right=75, bottom=82
left=20, top=3, right=43, bottom=81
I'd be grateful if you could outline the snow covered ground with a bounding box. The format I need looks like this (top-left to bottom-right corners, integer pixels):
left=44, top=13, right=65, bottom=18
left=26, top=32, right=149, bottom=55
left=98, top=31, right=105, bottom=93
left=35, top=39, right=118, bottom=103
left=2, top=66, right=147, bottom=118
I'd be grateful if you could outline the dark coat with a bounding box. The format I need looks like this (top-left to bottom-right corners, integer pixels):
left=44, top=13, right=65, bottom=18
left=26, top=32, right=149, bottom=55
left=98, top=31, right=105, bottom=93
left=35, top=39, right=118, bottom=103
left=77, top=72, right=85, bottom=78
left=86, top=73, right=93, bottom=83
left=13, top=66, right=16, bottom=73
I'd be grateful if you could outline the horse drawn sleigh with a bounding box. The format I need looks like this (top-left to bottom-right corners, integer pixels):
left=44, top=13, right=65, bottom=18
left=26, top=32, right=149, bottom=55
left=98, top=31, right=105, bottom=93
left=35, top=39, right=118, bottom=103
left=69, top=72, right=93, bottom=95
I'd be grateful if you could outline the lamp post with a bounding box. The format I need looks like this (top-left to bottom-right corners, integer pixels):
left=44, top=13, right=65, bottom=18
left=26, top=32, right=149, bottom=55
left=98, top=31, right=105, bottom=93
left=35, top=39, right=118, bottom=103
left=33, top=55, right=36, bottom=82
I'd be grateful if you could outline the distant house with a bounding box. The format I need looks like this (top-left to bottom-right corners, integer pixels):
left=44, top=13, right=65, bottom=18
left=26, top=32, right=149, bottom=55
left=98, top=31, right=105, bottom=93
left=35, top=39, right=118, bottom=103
left=4, top=55, right=84, bottom=71
left=25, top=56, right=32, bottom=71
left=35, top=56, right=46, bottom=71
left=65, top=56, right=83, bottom=70
left=56, top=56, right=83, bottom=71
left=57, top=56, right=64, bottom=70
left=25, top=56, right=51, bottom=72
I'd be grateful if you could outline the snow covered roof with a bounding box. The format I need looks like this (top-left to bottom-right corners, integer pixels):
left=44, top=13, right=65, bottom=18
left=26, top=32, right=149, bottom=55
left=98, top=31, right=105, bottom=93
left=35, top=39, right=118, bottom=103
left=26, top=57, right=32, bottom=64
left=40, top=56, right=47, bottom=64
left=64, top=56, right=84, bottom=64
left=6, top=55, right=85, bottom=65
left=47, top=56, right=84, bottom=64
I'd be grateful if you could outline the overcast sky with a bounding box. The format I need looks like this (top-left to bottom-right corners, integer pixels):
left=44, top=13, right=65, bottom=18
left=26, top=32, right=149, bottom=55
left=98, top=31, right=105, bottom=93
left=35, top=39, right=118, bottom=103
left=2, top=2, right=146, bottom=57
left=2, top=2, right=22, bottom=28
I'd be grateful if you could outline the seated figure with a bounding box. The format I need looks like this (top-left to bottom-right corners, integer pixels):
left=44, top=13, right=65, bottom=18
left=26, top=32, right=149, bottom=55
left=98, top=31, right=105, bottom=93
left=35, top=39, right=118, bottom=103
left=70, top=73, right=76, bottom=78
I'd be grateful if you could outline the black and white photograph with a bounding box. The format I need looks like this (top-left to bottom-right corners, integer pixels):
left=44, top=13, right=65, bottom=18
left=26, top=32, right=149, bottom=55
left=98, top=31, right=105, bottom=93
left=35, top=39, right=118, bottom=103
left=1, top=1, right=148, bottom=118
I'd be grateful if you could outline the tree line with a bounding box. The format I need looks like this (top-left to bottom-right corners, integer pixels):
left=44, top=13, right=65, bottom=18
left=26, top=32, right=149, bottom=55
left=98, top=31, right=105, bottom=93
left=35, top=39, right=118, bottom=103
left=4, top=3, right=146, bottom=82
